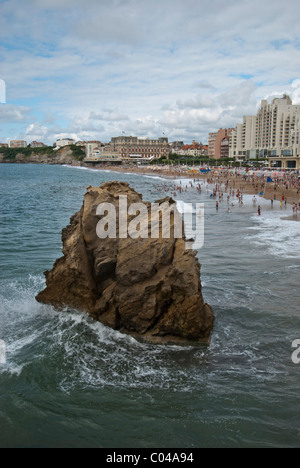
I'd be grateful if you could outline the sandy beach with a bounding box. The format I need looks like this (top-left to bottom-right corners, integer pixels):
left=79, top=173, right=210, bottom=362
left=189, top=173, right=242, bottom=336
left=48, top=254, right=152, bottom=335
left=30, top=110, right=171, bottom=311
left=84, top=163, right=300, bottom=207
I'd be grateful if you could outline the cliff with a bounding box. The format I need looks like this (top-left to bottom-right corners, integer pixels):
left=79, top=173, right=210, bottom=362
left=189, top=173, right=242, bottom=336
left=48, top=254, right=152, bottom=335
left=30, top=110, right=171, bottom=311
left=0, top=146, right=83, bottom=165
left=36, top=182, right=214, bottom=345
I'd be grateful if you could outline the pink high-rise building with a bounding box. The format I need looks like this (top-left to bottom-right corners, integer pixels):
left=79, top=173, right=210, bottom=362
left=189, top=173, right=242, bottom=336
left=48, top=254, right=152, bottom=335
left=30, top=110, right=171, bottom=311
left=208, top=128, right=234, bottom=159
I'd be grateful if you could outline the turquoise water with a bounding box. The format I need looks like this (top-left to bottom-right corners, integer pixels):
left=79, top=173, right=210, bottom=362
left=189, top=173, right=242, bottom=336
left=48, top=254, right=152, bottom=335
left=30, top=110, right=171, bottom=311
left=0, top=164, right=300, bottom=448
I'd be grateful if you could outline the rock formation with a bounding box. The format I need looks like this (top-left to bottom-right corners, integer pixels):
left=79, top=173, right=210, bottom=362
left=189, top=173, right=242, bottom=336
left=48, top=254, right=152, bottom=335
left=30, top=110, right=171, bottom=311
left=36, top=182, right=214, bottom=344
left=0, top=146, right=81, bottom=165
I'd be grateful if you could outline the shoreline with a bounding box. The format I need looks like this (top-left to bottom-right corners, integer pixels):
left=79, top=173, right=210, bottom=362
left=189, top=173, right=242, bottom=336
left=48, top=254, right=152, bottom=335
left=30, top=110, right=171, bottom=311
left=80, top=164, right=300, bottom=207
left=2, top=159, right=299, bottom=207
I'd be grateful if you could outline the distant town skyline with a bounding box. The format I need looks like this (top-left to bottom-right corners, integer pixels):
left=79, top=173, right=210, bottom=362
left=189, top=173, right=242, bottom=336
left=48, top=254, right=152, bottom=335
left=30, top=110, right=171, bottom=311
left=1, top=0, right=300, bottom=145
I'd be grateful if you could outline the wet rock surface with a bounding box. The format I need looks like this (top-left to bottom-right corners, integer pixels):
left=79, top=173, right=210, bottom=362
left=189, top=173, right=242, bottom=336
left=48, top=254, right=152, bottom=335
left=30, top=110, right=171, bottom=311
left=36, top=182, right=214, bottom=344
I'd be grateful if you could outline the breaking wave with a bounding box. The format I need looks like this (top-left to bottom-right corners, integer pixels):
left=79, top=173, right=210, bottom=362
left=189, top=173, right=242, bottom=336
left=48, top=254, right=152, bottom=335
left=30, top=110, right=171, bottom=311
left=0, top=275, right=291, bottom=396
left=248, top=206, right=300, bottom=259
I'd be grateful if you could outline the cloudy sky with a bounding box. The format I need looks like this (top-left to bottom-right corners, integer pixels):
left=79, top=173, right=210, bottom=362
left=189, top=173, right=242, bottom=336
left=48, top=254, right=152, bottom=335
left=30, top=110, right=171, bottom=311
left=1, top=0, right=300, bottom=144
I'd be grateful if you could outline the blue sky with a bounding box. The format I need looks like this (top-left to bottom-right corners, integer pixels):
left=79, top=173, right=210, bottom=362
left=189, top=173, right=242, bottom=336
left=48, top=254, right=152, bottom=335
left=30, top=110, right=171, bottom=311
left=1, top=0, right=300, bottom=144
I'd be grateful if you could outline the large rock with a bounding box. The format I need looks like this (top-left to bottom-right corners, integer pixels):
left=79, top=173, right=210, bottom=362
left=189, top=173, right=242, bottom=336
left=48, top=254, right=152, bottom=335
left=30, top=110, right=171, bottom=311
left=36, top=182, right=214, bottom=344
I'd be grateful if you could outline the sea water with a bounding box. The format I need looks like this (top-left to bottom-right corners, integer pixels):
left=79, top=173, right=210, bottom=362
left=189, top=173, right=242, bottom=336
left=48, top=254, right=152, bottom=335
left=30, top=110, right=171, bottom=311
left=0, top=164, right=300, bottom=448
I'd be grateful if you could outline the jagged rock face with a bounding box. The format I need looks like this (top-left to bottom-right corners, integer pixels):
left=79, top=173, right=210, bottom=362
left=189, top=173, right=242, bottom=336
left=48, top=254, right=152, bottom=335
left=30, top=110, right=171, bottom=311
left=0, top=147, right=78, bottom=165
left=36, top=182, right=214, bottom=344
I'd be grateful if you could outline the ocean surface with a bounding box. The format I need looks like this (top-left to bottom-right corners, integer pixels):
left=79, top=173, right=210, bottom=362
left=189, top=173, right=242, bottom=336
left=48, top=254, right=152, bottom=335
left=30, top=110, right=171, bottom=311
left=0, top=164, right=300, bottom=448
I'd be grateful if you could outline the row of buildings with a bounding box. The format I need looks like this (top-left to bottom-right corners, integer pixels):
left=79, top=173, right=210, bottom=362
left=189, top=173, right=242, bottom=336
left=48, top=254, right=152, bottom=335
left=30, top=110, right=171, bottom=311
left=208, top=129, right=233, bottom=159
left=0, top=138, right=79, bottom=149
left=82, top=137, right=170, bottom=161
left=0, top=140, right=47, bottom=148
left=170, top=141, right=208, bottom=157
left=85, top=137, right=210, bottom=162
left=208, top=95, right=300, bottom=169
left=0, top=137, right=208, bottom=162
left=3, top=95, right=300, bottom=169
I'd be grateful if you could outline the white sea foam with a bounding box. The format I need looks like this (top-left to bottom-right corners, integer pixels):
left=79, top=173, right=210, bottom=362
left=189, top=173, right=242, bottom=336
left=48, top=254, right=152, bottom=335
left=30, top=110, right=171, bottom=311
left=0, top=271, right=291, bottom=394
left=0, top=276, right=198, bottom=389
left=248, top=209, right=300, bottom=259
left=142, top=174, right=170, bottom=182
left=62, top=165, right=96, bottom=172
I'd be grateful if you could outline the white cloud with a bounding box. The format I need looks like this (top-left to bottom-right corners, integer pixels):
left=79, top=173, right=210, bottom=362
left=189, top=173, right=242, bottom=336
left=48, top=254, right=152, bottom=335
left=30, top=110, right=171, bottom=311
left=1, top=0, right=300, bottom=143
left=23, top=117, right=106, bottom=145
left=291, top=80, right=300, bottom=105
left=194, top=81, right=215, bottom=90
left=90, top=110, right=130, bottom=122
left=25, top=123, right=50, bottom=143
left=156, top=81, right=258, bottom=141
left=42, top=112, right=56, bottom=125
left=0, top=104, right=30, bottom=122
left=177, top=95, right=216, bottom=110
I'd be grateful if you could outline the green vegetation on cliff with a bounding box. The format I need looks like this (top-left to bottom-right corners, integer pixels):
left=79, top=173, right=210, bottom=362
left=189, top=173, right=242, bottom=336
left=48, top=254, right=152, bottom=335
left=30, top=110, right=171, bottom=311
left=69, top=145, right=85, bottom=161
left=0, top=144, right=85, bottom=162
left=1, top=146, right=55, bottom=161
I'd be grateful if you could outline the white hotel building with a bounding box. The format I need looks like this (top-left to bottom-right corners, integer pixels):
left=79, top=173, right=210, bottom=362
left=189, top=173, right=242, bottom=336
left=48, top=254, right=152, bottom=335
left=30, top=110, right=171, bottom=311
left=230, top=95, right=300, bottom=169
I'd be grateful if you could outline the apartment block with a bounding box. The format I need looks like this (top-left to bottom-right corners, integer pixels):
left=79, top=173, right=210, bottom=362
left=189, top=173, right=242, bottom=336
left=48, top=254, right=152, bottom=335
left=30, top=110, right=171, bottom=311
left=84, top=141, right=103, bottom=158
left=220, top=137, right=230, bottom=159
left=208, top=128, right=234, bottom=159
left=256, top=95, right=300, bottom=157
left=208, top=132, right=218, bottom=157
left=230, top=95, right=300, bottom=168
left=229, top=116, right=257, bottom=159
left=8, top=140, right=27, bottom=148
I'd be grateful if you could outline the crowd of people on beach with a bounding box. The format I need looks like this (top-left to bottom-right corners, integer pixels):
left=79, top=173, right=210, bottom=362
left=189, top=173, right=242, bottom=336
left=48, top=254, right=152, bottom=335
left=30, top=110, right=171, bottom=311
left=147, top=169, right=300, bottom=218
left=102, top=163, right=300, bottom=216
left=199, top=169, right=300, bottom=215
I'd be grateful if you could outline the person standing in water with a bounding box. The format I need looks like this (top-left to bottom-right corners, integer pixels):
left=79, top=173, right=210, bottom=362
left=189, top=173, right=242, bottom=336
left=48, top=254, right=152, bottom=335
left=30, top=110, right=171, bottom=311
left=258, top=205, right=261, bottom=216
